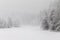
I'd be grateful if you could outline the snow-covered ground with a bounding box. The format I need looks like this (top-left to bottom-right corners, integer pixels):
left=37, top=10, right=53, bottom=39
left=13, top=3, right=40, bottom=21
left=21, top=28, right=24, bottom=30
left=0, top=25, right=60, bottom=40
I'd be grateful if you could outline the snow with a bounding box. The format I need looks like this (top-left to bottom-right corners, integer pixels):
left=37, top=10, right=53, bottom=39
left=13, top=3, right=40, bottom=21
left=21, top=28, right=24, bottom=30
left=0, top=25, right=60, bottom=40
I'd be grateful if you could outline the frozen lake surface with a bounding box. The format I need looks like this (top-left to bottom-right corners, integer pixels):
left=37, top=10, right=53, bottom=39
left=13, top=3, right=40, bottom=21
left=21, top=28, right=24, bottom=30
left=0, top=25, right=60, bottom=40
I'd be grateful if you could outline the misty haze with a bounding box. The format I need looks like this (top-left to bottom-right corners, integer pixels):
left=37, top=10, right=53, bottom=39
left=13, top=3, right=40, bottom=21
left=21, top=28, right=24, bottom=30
left=0, top=0, right=59, bottom=40
left=0, top=0, right=51, bottom=25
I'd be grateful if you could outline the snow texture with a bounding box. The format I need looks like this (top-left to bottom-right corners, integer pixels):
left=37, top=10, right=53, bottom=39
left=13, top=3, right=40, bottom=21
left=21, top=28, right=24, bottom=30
left=0, top=25, right=60, bottom=40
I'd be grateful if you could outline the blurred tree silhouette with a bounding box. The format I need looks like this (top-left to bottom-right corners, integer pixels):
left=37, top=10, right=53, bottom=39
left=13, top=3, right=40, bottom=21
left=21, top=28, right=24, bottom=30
left=7, top=17, right=20, bottom=28
left=41, top=0, right=60, bottom=31
left=0, top=17, right=20, bottom=28
left=0, top=18, right=8, bottom=28
left=7, top=17, right=13, bottom=28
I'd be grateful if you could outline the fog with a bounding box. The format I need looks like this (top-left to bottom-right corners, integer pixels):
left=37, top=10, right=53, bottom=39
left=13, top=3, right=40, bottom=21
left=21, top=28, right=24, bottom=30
left=0, top=0, right=53, bottom=25
left=0, top=0, right=57, bottom=27
left=0, top=0, right=59, bottom=40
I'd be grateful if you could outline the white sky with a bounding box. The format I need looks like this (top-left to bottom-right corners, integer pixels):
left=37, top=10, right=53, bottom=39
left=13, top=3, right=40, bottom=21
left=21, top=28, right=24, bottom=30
left=0, top=0, right=54, bottom=24
left=0, top=0, right=51, bottom=14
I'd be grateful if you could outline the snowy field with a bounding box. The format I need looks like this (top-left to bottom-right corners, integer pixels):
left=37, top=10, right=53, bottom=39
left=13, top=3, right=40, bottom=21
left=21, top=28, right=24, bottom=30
left=0, top=25, right=60, bottom=40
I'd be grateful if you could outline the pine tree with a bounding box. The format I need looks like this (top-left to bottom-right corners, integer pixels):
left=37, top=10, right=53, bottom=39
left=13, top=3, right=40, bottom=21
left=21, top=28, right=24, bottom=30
left=41, top=0, right=60, bottom=31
